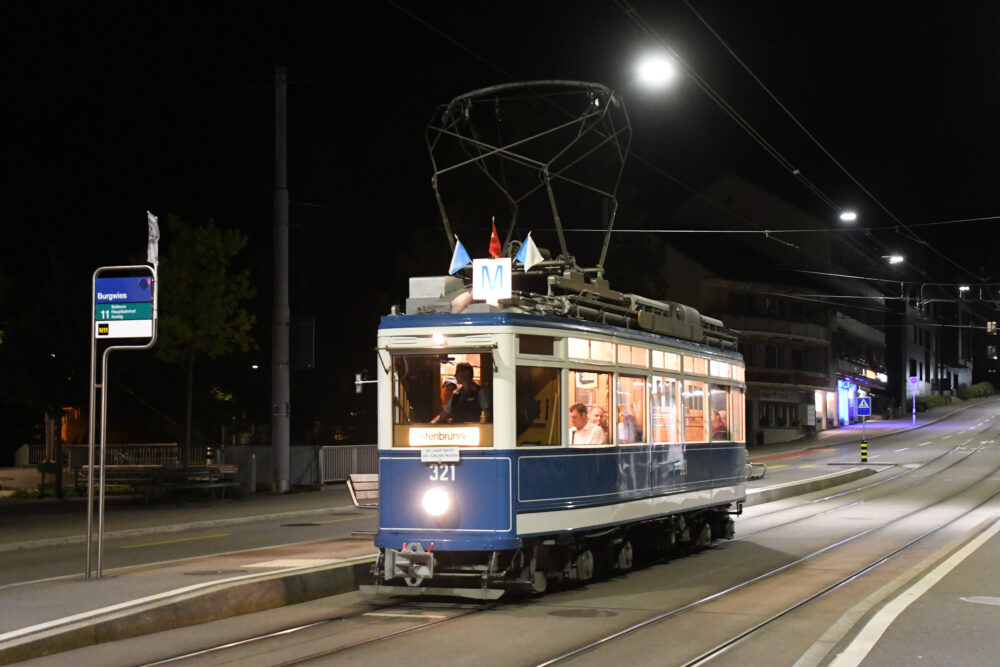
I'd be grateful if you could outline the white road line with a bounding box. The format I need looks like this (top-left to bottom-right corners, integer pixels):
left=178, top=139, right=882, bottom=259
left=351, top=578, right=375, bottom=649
left=894, top=448, right=909, bottom=453
left=917, top=442, right=931, bottom=447
left=364, top=612, right=447, bottom=619
left=830, top=517, right=1000, bottom=667
left=942, top=435, right=952, bottom=439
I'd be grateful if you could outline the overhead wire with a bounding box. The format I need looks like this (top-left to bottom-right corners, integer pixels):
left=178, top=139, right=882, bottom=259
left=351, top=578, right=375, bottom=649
left=677, top=0, right=985, bottom=282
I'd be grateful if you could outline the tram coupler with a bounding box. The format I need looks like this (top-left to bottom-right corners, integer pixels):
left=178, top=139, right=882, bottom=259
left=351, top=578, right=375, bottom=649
left=385, top=542, right=435, bottom=585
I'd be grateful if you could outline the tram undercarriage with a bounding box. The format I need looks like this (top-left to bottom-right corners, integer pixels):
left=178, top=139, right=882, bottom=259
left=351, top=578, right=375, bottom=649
left=363, top=505, right=737, bottom=600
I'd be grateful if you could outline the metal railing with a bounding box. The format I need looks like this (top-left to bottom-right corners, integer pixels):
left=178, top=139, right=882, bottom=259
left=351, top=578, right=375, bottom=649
left=319, top=445, right=378, bottom=483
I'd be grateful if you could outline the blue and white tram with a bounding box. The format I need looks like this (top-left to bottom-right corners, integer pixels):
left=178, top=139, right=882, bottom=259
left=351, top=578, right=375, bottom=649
left=365, top=275, right=746, bottom=598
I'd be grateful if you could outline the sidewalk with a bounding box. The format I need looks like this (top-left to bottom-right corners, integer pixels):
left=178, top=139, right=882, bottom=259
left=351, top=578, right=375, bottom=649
left=1, top=396, right=994, bottom=664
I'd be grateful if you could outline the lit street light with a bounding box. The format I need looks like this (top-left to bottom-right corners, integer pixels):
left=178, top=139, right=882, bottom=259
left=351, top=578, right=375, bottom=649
left=839, top=211, right=858, bottom=222
left=636, top=53, right=677, bottom=89
left=882, top=254, right=904, bottom=264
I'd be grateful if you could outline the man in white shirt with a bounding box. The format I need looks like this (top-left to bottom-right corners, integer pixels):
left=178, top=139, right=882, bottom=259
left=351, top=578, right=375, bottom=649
left=569, top=402, right=606, bottom=445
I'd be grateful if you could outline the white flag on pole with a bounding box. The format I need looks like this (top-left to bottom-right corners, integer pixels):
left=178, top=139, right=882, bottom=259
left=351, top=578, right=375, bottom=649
left=514, top=232, right=542, bottom=271
left=146, top=211, right=160, bottom=267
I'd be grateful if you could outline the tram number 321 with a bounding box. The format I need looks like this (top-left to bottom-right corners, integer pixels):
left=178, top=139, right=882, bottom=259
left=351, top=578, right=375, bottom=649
left=428, top=464, right=456, bottom=481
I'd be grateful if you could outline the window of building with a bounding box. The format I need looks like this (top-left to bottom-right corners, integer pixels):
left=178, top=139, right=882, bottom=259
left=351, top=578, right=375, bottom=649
left=683, top=380, right=708, bottom=442
left=651, top=376, right=680, bottom=444
left=515, top=366, right=560, bottom=446
left=909, top=359, right=917, bottom=378
left=765, top=345, right=781, bottom=369
left=568, top=370, right=611, bottom=446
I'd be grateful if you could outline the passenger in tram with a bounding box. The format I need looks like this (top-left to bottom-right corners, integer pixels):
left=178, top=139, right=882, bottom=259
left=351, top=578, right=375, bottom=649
left=440, top=378, right=457, bottom=408
left=589, top=405, right=609, bottom=439
left=432, top=362, right=490, bottom=423
left=569, top=402, right=606, bottom=445
left=618, top=411, right=641, bottom=443
left=711, top=410, right=729, bottom=440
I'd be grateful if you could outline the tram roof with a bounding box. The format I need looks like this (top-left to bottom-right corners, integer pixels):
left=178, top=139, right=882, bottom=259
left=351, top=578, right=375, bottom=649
left=378, top=312, right=743, bottom=361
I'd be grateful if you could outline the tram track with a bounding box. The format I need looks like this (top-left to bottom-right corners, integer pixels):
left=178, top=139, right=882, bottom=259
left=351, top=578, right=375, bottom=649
left=142, top=598, right=496, bottom=666
left=140, top=409, right=999, bottom=666
left=536, top=418, right=1000, bottom=666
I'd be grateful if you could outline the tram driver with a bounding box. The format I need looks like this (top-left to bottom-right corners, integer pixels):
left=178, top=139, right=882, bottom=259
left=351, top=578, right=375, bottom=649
left=569, top=402, right=606, bottom=445
left=432, top=362, right=490, bottom=423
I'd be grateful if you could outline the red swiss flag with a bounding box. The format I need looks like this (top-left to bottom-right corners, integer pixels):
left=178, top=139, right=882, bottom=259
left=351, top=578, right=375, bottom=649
left=488, top=220, right=502, bottom=258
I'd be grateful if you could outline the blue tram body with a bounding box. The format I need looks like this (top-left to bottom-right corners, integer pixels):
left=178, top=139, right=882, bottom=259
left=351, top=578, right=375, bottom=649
left=368, top=297, right=747, bottom=598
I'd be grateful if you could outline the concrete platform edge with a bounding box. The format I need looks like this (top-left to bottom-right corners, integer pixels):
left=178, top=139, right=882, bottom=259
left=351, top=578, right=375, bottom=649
left=745, top=466, right=878, bottom=506
left=0, top=556, right=377, bottom=665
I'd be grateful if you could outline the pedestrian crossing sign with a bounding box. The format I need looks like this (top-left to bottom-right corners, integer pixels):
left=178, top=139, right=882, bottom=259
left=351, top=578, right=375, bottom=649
left=857, top=397, right=871, bottom=416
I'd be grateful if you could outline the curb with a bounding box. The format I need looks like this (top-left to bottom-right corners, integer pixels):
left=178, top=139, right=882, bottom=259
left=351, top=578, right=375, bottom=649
left=0, top=556, right=377, bottom=665
left=745, top=466, right=879, bottom=506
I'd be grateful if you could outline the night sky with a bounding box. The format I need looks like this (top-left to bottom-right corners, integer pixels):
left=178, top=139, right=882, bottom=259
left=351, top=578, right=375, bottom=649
left=4, top=1, right=998, bottom=450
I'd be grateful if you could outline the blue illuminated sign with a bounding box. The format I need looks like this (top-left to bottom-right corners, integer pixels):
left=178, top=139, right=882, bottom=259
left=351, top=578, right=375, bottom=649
left=857, top=397, right=871, bottom=416
left=95, top=277, right=153, bottom=303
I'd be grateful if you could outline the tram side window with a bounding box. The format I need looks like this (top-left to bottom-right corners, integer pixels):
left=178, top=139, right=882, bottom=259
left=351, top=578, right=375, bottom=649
left=651, top=376, right=680, bottom=444
left=683, top=380, right=707, bottom=442
left=568, top=370, right=611, bottom=445
left=731, top=388, right=745, bottom=442
left=516, top=366, right=561, bottom=446
left=392, top=352, right=493, bottom=425
left=616, top=375, right=646, bottom=444
left=709, top=385, right=730, bottom=441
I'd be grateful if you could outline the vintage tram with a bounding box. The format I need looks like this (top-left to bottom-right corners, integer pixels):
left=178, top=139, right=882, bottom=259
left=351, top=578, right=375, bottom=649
left=364, top=269, right=746, bottom=598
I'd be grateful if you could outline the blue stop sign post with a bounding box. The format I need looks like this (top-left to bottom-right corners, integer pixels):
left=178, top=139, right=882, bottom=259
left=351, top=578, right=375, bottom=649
left=857, top=396, right=871, bottom=461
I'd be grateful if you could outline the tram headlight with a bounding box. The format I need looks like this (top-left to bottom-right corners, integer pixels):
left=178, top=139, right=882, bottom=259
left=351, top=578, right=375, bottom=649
left=422, top=487, right=451, bottom=517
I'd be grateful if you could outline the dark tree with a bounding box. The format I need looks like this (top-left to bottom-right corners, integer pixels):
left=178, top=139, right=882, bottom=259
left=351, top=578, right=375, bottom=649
left=155, top=215, right=256, bottom=466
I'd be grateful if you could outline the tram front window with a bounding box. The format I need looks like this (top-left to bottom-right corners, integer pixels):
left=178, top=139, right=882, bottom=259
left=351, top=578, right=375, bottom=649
left=392, top=352, right=493, bottom=426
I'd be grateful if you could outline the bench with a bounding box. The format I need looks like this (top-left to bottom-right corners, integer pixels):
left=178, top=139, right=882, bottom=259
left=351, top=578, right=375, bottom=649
left=347, top=473, right=379, bottom=509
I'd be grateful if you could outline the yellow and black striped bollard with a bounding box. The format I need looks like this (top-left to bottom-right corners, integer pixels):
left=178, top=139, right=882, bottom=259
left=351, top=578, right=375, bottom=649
left=861, top=440, right=868, bottom=462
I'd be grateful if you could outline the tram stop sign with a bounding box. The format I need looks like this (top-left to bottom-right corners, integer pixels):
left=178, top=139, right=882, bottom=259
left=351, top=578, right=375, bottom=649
left=857, top=396, right=872, bottom=417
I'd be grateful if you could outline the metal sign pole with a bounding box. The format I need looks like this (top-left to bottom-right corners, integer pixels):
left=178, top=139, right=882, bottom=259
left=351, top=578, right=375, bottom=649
left=85, top=260, right=158, bottom=579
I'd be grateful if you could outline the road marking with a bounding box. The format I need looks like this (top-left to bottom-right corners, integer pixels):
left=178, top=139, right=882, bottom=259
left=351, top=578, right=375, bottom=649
left=894, top=448, right=909, bottom=453
left=868, top=455, right=880, bottom=459
left=917, top=442, right=931, bottom=447
left=830, top=517, right=1000, bottom=667
left=942, top=435, right=952, bottom=439
left=365, top=612, right=447, bottom=619
left=801, top=465, right=817, bottom=469
left=120, top=533, right=230, bottom=549
left=962, top=596, right=1000, bottom=606
left=767, top=464, right=789, bottom=470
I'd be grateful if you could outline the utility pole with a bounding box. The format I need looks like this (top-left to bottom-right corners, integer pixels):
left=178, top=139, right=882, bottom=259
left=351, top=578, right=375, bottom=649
left=272, top=65, right=290, bottom=493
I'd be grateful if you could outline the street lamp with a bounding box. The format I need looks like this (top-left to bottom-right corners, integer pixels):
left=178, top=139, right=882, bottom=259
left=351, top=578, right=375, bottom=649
left=882, top=255, right=904, bottom=264
left=959, top=285, right=970, bottom=294
left=839, top=211, right=858, bottom=222
left=636, top=53, right=677, bottom=89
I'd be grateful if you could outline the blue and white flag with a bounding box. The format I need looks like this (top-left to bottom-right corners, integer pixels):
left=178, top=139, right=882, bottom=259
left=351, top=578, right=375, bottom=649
left=449, top=235, right=472, bottom=275
left=514, top=232, right=542, bottom=271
